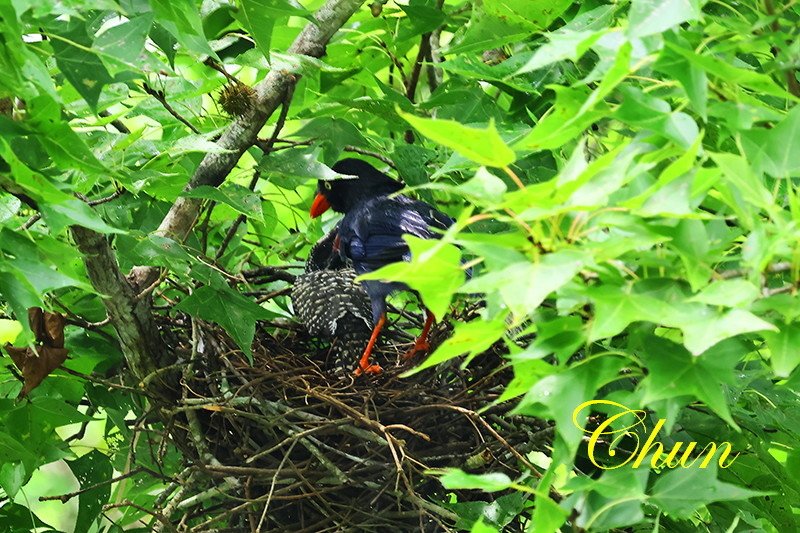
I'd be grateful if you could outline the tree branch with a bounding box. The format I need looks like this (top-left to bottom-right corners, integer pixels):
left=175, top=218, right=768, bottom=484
left=71, top=226, right=169, bottom=387
left=129, top=0, right=366, bottom=290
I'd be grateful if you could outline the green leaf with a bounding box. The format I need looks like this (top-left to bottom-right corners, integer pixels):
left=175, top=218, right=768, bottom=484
left=398, top=111, right=516, bottom=167
left=532, top=493, right=569, bottom=533
left=149, top=0, right=217, bottom=58
left=235, top=0, right=308, bottom=60
left=710, top=152, right=775, bottom=213
left=654, top=35, right=708, bottom=118
left=183, top=185, right=263, bottom=221
left=5, top=257, right=91, bottom=294
left=588, top=284, right=776, bottom=355
left=470, top=519, right=499, bottom=533
left=461, top=250, right=587, bottom=318
left=359, top=236, right=465, bottom=321
left=664, top=41, right=794, bottom=99
left=687, top=279, right=760, bottom=308
left=49, top=19, right=114, bottom=109
left=0, top=502, right=53, bottom=531
left=456, top=2, right=535, bottom=53
left=650, top=463, right=768, bottom=518
left=514, top=29, right=606, bottom=75
left=627, top=0, right=702, bottom=38
left=30, top=397, right=93, bottom=426
left=0, top=319, right=22, bottom=344
left=457, top=167, right=507, bottom=205
left=438, top=469, right=513, bottom=492
left=514, top=356, right=627, bottom=456
left=94, top=15, right=153, bottom=74
left=680, top=307, right=776, bottom=356
left=566, top=468, right=649, bottom=530
left=174, top=285, right=274, bottom=360
left=408, top=318, right=506, bottom=375
left=262, top=149, right=356, bottom=189
left=587, top=285, right=662, bottom=341
left=0, top=194, right=22, bottom=223
left=40, top=199, right=123, bottom=234
left=614, top=86, right=699, bottom=148
left=637, top=335, right=741, bottom=426
left=67, top=451, right=113, bottom=533
left=762, top=322, right=800, bottom=378
left=0, top=270, right=43, bottom=339
left=0, top=462, right=26, bottom=499
left=517, top=42, right=632, bottom=150
left=740, top=106, right=800, bottom=177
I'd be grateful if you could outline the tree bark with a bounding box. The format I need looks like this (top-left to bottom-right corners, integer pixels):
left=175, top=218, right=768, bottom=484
left=71, top=227, right=166, bottom=385
left=129, top=0, right=366, bottom=290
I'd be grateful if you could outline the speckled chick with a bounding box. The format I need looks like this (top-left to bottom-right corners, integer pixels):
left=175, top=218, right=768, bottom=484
left=291, top=228, right=374, bottom=375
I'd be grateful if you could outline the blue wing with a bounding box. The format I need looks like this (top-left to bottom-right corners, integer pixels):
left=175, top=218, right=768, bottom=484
left=341, top=195, right=454, bottom=273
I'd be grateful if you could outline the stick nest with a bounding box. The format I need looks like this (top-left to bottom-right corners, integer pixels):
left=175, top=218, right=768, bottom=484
left=149, top=308, right=552, bottom=532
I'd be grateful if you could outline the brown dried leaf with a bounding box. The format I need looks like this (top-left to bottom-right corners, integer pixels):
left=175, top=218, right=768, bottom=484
left=4, top=344, right=69, bottom=398
left=44, top=312, right=66, bottom=348
left=28, top=307, right=45, bottom=343
left=26, top=307, right=66, bottom=347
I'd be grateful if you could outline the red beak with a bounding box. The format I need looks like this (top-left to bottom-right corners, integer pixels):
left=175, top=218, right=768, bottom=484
left=309, top=193, right=331, bottom=218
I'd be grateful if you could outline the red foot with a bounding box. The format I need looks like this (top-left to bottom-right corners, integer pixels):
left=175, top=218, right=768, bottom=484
left=354, top=363, right=383, bottom=376
left=402, top=341, right=430, bottom=362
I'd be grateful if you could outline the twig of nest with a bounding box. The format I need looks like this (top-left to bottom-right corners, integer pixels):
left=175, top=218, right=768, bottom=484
left=131, top=309, right=551, bottom=532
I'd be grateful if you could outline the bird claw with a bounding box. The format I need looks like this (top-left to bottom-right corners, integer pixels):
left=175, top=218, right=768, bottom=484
left=354, top=363, right=382, bottom=376
left=402, top=342, right=430, bottom=362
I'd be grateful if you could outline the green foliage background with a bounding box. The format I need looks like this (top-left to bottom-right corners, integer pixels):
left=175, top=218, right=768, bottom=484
left=1, top=0, right=799, bottom=531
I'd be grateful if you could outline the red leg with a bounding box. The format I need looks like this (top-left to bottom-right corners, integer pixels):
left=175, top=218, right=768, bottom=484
left=402, top=309, right=435, bottom=361
left=354, top=313, right=386, bottom=376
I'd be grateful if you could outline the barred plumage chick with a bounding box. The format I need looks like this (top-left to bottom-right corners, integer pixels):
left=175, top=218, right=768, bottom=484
left=291, top=229, right=374, bottom=375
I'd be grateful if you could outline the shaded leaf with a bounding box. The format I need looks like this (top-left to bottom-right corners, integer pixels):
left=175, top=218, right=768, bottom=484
left=650, top=463, right=768, bottom=518
left=67, top=451, right=113, bottom=532
left=762, top=322, right=800, bottom=378
left=174, top=285, right=274, bottom=360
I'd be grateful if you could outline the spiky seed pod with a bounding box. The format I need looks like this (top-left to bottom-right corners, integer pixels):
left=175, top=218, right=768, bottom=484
left=217, top=82, right=255, bottom=117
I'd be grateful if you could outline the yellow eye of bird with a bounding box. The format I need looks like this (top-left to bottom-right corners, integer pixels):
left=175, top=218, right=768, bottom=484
left=324, top=181, right=332, bottom=191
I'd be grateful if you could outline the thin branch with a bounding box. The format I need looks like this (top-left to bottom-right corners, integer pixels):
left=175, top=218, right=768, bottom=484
left=405, top=34, right=432, bottom=103
left=204, top=58, right=242, bottom=85
left=60, top=367, right=150, bottom=396
left=104, top=500, right=178, bottom=533
left=99, top=109, right=131, bottom=134
left=39, top=468, right=146, bottom=503
left=717, top=261, right=793, bottom=279
left=142, top=82, right=201, bottom=134
left=20, top=188, right=125, bottom=231
left=426, top=29, right=443, bottom=93
left=343, top=145, right=396, bottom=168
left=257, top=440, right=298, bottom=530
left=377, top=40, right=409, bottom=87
